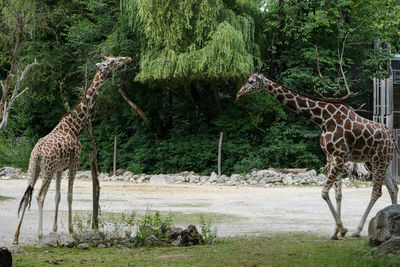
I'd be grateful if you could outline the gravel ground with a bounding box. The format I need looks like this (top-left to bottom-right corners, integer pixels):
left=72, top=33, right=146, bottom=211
left=0, top=178, right=395, bottom=247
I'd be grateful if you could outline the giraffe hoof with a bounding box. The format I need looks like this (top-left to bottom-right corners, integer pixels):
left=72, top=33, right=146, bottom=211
left=351, top=233, right=361, bottom=238
left=329, top=235, right=339, bottom=241
left=340, top=229, right=348, bottom=237
left=12, top=240, right=18, bottom=245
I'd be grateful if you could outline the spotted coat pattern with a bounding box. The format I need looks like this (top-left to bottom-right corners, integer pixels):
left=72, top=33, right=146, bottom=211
left=13, top=56, right=131, bottom=244
left=236, top=71, right=398, bottom=239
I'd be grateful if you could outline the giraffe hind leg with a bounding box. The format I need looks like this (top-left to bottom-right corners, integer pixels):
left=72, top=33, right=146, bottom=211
left=13, top=158, right=41, bottom=244
left=37, top=173, right=53, bottom=240
left=52, top=171, right=62, bottom=232
left=352, top=162, right=386, bottom=238
left=384, top=165, right=398, bottom=204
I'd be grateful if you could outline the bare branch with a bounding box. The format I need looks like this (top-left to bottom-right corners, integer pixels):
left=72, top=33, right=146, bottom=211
left=119, top=86, right=148, bottom=122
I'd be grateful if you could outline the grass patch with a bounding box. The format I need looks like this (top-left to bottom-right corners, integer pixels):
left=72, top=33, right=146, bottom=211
left=0, top=195, right=14, bottom=200
left=13, top=233, right=400, bottom=266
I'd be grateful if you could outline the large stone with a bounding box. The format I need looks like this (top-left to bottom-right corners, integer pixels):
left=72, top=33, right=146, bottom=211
left=149, top=174, right=175, bottom=184
left=38, top=233, right=75, bottom=248
left=179, top=225, right=203, bottom=246
left=368, top=204, right=400, bottom=247
left=78, top=230, right=106, bottom=246
left=0, top=247, right=12, bottom=267
left=372, top=237, right=400, bottom=256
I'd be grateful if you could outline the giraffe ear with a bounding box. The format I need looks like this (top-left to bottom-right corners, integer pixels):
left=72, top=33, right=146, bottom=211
left=253, top=67, right=258, bottom=74
left=96, top=63, right=102, bottom=68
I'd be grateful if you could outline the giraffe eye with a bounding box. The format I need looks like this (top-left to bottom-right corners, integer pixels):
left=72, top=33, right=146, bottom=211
left=248, top=80, right=254, bottom=84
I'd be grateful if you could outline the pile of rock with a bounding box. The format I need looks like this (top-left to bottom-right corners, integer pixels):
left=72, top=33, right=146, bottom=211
left=0, top=167, right=26, bottom=180
left=0, top=166, right=330, bottom=187
left=38, top=225, right=203, bottom=249
left=95, top=169, right=327, bottom=187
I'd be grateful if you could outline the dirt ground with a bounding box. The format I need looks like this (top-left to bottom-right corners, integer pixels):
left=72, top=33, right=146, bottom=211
left=0, top=178, right=395, bottom=247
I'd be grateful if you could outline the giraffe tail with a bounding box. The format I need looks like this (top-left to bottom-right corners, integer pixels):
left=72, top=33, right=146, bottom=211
left=17, top=152, right=40, bottom=217
left=17, top=185, right=33, bottom=217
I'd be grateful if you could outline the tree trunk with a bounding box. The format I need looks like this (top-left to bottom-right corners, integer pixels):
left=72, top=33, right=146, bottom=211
left=89, top=151, right=100, bottom=229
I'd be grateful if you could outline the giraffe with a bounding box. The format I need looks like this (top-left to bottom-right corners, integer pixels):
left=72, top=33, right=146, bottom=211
left=13, top=56, right=131, bottom=244
left=236, top=69, right=398, bottom=240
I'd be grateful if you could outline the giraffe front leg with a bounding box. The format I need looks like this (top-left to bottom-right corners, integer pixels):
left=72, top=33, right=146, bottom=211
left=331, top=178, right=347, bottom=239
left=322, top=161, right=347, bottom=240
left=52, top=171, right=62, bottom=232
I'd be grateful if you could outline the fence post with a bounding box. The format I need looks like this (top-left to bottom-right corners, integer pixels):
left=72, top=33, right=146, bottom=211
left=113, top=136, right=117, bottom=176
left=218, top=132, right=223, bottom=177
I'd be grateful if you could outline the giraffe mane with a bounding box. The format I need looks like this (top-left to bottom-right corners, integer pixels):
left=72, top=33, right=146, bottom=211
left=263, top=75, right=352, bottom=108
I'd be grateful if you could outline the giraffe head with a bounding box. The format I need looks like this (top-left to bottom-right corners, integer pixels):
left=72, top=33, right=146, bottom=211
left=96, top=56, right=132, bottom=73
left=236, top=68, right=265, bottom=99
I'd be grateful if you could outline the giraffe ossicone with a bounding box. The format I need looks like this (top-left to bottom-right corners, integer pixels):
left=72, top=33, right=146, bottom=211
left=13, top=56, right=131, bottom=244
left=237, top=69, right=398, bottom=240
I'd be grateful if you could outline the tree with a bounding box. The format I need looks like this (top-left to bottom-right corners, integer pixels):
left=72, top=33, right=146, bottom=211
left=0, top=0, right=39, bottom=130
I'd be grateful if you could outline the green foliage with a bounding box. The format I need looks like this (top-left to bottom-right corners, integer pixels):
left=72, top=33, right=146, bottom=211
left=199, top=215, right=218, bottom=245
left=128, top=0, right=258, bottom=81
left=2, top=0, right=399, bottom=176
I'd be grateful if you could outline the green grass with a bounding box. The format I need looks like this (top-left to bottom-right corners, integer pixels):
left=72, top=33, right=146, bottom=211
left=13, top=233, right=400, bottom=266
left=0, top=195, right=14, bottom=200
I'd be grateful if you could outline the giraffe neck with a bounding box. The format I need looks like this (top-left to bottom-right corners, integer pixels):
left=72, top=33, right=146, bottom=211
left=58, top=69, right=107, bottom=135
left=260, top=76, right=330, bottom=127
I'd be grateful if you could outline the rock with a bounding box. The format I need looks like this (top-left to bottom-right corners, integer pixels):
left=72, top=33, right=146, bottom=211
left=149, top=174, right=175, bottom=184
left=368, top=204, right=400, bottom=247
left=0, top=167, right=22, bottom=180
left=179, top=225, right=203, bottom=246
left=210, top=172, right=218, bottom=180
left=78, top=230, right=106, bottom=246
left=0, top=247, right=12, bottom=267
left=168, top=227, right=183, bottom=240
left=230, top=174, right=242, bottom=182
left=97, top=244, right=107, bottom=248
left=215, top=177, right=224, bottom=183
left=115, top=169, right=126, bottom=176
left=372, top=236, right=400, bottom=256
left=189, top=175, right=200, bottom=183
left=38, top=233, right=75, bottom=248
left=78, top=243, right=90, bottom=250
left=174, top=176, right=186, bottom=183
left=171, top=236, right=181, bottom=246
left=123, top=171, right=133, bottom=176
left=282, top=174, right=293, bottom=185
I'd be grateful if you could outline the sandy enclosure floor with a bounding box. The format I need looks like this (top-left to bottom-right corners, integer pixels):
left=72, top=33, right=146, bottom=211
left=0, top=178, right=395, bottom=247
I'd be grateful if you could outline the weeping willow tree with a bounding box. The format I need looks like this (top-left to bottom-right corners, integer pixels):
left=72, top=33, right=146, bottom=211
left=123, top=0, right=259, bottom=82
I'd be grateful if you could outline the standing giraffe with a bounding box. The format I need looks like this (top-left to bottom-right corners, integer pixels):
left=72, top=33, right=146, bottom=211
left=13, top=56, right=131, bottom=244
left=236, top=69, right=398, bottom=240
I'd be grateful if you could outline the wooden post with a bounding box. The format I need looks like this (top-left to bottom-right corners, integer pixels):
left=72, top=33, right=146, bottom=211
left=113, top=136, right=117, bottom=176
left=218, top=132, right=223, bottom=176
